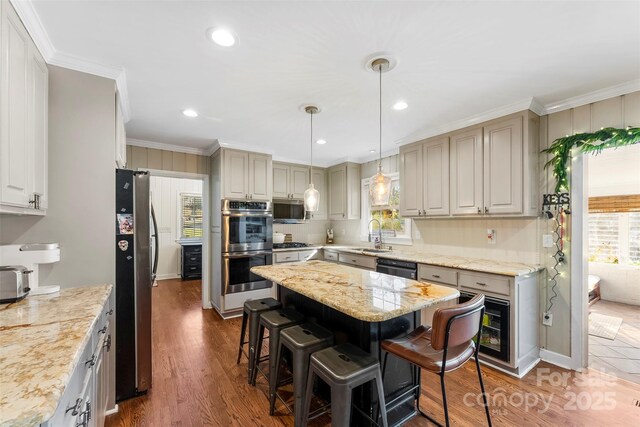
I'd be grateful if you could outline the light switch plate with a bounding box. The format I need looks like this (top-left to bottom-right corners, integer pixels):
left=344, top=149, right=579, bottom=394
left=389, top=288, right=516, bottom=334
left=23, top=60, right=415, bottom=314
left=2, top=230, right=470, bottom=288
left=542, top=234, right=554, bottom=248
left=487, top=229, right=496, bottom=244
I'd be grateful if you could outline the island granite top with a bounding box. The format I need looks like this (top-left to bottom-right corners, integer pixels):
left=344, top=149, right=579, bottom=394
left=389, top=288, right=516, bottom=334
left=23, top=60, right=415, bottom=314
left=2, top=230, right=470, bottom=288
left=252, top=260, right=459, bottom=322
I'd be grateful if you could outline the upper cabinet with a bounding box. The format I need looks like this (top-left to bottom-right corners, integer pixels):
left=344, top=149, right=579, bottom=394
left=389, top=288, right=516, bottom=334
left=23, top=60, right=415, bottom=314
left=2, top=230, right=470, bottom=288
left=400, top=137, right=449, bottom=217
left=222, top=149, right=272, bottom=201
left=401, top=110, right=539, bottom=218
left=0, top=0, right=48, bottom=214
left=272, top=162, right=309, bottom=200
left=115, top=92, right=127, bottom=168
left=328, top=162, right=360, bottom=220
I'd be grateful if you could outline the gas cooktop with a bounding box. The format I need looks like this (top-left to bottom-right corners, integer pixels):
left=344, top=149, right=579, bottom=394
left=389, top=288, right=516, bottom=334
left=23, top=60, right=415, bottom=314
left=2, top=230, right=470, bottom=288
left=273, top=242, right=309, bottom=249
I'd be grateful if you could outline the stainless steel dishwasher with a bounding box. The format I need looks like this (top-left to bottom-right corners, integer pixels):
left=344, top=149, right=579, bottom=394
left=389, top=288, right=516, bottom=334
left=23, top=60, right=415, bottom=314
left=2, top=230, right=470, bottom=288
left=376, top=258, right=417, bottom=279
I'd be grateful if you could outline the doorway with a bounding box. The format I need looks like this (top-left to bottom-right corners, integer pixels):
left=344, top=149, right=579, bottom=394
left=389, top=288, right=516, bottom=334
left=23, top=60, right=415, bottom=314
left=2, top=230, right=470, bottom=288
left=144, top=169, right=211, bottom=309
left=583, top=145, right=640, bottom=383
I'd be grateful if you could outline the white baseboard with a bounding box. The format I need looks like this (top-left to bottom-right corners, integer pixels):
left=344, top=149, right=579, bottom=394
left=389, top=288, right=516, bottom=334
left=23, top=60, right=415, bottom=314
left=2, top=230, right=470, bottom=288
left=156, top=273, right=180, bottom=280
left=105, top=404, right=119, bottom=416
left=540, top=349, right=573, bottom=370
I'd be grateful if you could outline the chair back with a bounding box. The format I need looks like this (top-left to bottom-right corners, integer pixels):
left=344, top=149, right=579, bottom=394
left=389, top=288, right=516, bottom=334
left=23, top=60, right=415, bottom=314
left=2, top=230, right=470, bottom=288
left=431, top=294, right=485, bottom=351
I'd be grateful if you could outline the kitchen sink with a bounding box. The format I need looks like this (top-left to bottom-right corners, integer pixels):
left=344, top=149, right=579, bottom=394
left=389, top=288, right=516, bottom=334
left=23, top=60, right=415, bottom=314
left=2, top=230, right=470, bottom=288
left=353, top=248, right=391, bottom=253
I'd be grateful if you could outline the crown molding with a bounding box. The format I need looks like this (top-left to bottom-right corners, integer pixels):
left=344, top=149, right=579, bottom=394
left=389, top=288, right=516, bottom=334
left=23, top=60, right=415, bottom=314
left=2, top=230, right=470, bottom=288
left=10, top=0, right=131, bottom=122
left=542, top=79, right=640, bottom=115
left=127, top=138, right=212, bottom=156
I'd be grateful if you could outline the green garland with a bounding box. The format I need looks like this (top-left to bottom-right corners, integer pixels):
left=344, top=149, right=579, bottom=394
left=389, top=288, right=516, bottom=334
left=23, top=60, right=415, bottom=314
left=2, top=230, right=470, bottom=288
left=542, top=127, right=640, bottom=193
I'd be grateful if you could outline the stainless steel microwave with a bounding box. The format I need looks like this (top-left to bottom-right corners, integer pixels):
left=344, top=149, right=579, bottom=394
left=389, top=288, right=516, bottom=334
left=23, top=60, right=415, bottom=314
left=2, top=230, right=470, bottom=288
left=273, top=199, right=305, bottom=223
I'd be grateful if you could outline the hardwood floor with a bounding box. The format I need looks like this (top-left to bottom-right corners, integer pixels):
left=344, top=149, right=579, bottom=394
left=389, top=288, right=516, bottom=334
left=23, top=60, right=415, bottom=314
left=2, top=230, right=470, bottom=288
left=107, top=279, right=640, bottom=426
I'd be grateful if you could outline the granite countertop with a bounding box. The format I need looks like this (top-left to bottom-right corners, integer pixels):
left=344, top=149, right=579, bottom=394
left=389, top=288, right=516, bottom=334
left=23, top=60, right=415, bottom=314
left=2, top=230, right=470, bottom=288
left=272, top=245, right=324, bottom=253
left=309, top=245, right=541, bottom=277
left=0, top=285, right=112, bottom=426
left=252, top=260, right=459, bottom=322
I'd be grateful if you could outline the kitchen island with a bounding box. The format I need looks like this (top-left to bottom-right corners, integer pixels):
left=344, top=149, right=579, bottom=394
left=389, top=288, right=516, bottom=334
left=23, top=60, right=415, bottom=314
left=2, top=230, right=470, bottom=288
left=252, top=260, right=459, bottom=426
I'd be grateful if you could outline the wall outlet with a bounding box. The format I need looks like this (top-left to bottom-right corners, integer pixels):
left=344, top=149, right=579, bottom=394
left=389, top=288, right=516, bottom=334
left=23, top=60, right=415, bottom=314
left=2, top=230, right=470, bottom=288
left=542, top=234, right=554, bottom=248
left=487, top=229, right=496, bottom=244
left=542, top=312, right=553, bottom=327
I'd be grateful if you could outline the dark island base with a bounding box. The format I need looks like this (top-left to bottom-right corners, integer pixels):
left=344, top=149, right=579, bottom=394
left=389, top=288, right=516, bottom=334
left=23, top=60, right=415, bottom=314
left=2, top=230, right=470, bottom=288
left=278, top=285, right=421, bottom=426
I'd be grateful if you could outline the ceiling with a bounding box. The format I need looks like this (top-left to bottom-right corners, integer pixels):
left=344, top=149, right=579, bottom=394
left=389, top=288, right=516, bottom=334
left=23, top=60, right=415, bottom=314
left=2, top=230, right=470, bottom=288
left=30, top=1, right=640, bottom=165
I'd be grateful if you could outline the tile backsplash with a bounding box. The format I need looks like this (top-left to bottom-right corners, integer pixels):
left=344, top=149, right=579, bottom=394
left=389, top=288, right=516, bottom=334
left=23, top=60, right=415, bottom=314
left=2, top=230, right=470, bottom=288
left=273, top=221, right=331, bottom=244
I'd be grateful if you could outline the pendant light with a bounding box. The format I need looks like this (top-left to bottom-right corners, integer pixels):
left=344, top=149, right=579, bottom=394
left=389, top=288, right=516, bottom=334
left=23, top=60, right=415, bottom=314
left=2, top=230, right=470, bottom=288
left=369, top=58, right=392, bottom=207
left=303, top=105, right=320, bottom=213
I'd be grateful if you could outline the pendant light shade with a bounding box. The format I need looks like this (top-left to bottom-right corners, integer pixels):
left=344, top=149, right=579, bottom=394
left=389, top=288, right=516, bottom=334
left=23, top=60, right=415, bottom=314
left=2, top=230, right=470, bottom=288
left=369, top=58, right=392, bottom=207
left=304, top=106, right=320, bottom=213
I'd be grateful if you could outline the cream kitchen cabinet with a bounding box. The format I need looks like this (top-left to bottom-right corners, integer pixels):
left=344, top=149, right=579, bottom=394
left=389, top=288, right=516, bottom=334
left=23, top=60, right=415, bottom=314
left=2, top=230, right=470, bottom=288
left=115, top=93, right=127, bottom=168
left=328, top=162, right=360, bottom=220
left=450, top=111, right=539, bottom=217
left=400, top=137, right=449, bottom=217
left=222, top=149, right=272, bottom=201
left=272, top=162, right=309, bottom=199
left=308, top=168, right=327, bottom=220
left=0, top=0, right=48, bottom=214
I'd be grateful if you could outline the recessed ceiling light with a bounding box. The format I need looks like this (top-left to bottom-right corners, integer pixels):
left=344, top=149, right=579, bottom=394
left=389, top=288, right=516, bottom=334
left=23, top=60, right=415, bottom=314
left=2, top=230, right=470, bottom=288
left=369, top=149, right=376, bottom=153
left=316, top=139, right=327, bottom=145
left=207, top=27, right=237, bottom=47
left=182, top=109, right=198, bottom=118
left=392, top=101, right=408, bottom=111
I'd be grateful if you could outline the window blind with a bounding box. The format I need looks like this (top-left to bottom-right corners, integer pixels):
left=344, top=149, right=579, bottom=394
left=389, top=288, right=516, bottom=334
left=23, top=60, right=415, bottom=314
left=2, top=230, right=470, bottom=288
left=589, top=195, right=640, bottom=213
left=588, top=213, right=620, bottom=263
left=630, top=212, right=640, bottom=264
left=181, top=194, right=203, bottom=238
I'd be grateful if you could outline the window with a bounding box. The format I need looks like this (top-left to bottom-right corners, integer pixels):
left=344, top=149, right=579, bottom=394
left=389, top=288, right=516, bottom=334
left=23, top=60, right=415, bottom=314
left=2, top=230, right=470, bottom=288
left=588, top=212, right=640, bottom=265
left=180, top=193, right=203, bottom=239
left=361, top=173, right=412, bottom=245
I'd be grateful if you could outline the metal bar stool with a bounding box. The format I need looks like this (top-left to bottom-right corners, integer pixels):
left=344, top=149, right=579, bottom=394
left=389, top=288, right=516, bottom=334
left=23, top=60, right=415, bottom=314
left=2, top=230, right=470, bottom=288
left=237, top=297, right=282, bottom=384
left=252, top=308, right=305, bottom=400
left=273, top=323, right=333, bottom=426
left=301, top=343, right=388, bottom=427
left=380, top=294, right=491, bottom=427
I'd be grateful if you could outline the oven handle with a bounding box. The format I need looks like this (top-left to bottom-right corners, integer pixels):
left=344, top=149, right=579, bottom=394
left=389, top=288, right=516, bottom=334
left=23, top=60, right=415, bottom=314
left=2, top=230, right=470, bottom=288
left=222, top=251, right=273, bottom=258
left=222, top=212, right=273, bottom=218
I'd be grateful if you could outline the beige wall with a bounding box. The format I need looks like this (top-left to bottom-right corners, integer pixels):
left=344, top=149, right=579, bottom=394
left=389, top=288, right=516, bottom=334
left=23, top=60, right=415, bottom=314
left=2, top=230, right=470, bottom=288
left=540, top=91, right=640, bottom=357
left=126, top=145, right=210, bottom=175
left=0, top=66, right=116, bottom=288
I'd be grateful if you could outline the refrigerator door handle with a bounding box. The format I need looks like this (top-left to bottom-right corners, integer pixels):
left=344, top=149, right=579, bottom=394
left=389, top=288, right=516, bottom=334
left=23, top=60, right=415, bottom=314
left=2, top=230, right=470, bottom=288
left=151, top=203, right=159, bottom=283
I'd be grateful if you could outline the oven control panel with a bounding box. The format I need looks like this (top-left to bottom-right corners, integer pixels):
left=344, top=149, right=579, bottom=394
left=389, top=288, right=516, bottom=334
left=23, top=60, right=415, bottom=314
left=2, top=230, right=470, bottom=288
left=224, top=199, right=272, bottom=212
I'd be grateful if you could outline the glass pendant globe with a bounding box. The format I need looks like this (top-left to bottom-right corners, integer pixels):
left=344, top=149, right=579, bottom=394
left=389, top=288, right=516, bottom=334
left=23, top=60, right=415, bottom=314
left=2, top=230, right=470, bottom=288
left=369, top=166, right=392, bottom=206
left=304, top=183, right=320, bottom=212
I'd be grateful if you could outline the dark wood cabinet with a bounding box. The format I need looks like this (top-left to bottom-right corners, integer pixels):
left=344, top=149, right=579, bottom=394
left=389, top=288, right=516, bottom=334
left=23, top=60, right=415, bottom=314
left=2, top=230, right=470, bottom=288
left=180, top=244, right=202, bottom=279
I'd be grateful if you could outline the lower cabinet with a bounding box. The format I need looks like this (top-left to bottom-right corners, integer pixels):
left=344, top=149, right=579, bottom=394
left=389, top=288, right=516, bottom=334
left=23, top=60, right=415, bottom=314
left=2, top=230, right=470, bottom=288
left=273, top=249, right=321, bottom=264
left=181, top=244, right=202, bottom=279
left=43, top=290, right=114, bottom=427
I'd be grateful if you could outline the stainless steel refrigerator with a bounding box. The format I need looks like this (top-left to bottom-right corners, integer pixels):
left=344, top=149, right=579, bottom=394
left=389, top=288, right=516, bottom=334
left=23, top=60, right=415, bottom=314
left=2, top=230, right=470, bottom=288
left=115, top=169, right=158, bottom=401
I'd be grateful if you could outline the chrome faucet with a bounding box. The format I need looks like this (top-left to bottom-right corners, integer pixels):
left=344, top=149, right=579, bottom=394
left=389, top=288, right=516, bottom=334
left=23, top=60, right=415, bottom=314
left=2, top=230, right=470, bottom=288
left=367, top=219, right=383, bottom=250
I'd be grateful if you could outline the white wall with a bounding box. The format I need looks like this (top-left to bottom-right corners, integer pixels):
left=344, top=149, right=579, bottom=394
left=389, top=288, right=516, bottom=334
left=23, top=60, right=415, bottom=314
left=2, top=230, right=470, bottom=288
left=0, top=66, right=116, bottom=288
left=150, top=176, right=202, bottom=279
left=588, top=144, right=640, bottom=197
left=590, top=263, right=640, bottom=306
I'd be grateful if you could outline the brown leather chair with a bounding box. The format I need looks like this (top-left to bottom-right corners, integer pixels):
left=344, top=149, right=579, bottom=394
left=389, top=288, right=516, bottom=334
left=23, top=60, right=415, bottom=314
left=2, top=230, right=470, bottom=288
left=380, top=294, right=491, bottom=427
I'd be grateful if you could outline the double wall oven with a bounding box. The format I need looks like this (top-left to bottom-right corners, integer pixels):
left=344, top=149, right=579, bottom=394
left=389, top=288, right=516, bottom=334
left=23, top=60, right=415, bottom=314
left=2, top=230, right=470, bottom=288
left=221, top=200, right=273, bottom=294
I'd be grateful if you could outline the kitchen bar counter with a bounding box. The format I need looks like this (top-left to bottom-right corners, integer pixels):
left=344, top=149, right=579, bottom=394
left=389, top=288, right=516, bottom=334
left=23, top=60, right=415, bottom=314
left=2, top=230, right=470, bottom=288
left=274, top=244, right=541, bottom=277
left=0, top=285, right=112, bottom=426
left=252, top=260, right=459, bottom=322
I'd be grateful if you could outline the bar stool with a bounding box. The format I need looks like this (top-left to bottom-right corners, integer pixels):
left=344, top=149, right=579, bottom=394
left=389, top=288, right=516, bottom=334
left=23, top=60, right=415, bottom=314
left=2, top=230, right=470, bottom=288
left=301, top=343, right=388, bottom=427
left=252, top=308, right=305, bottom=396
left=380, top=294, right=491, bottom=427
left=273, top=323, right=333, bottom=425
left=237, top=298, right=282, bottom=384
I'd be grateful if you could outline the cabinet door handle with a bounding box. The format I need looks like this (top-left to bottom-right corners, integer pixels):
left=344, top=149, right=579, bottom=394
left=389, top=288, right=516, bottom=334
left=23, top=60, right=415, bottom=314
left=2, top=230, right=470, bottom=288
left=432, top=274, right=441, bottom=278
left=66, top=398, right=83, bottom=415
left=85, top=354, right=96, bottom=367
left=476, top=282, right=487, bottom=287
left=106, top=309, right=113, bottom=316
left=484, top=207, right=489, bottom=214
left=98, top=326, right=107, bottom=334
left=477, top=207, right=482, bottom=214
left=104, top=334, right=112, bottom=351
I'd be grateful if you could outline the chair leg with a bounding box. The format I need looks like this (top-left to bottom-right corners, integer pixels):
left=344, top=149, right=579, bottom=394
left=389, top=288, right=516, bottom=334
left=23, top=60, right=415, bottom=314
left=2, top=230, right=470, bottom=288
left=292, top=350, right=309, bottom=427
left=268, top=327, right=280, bottom=414
left=330, top=384, right=352, bottom=427
left=237, top=311, right=248, bottom=364
left=270, top=339, right=284, bottom=415
left=475, top=355, right=492, bottom=427
left=440, top=374, right=450, bottom=427
left=381, top=352, right=389, bottom=379
left=374, top=368, right=389, bottom=427
left=301, top=368, right=316, bottom=426
left=251, top=324, right=265, bottom=385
